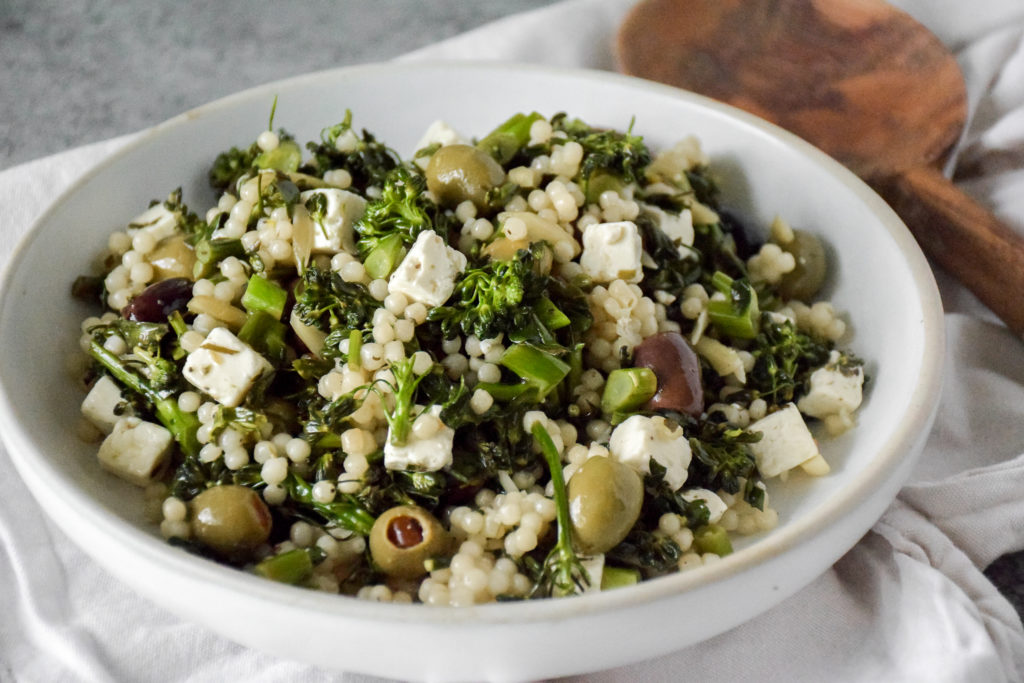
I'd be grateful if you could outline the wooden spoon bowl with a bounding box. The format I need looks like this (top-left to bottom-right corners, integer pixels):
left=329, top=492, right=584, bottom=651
left=617, top=0, right=1024, bottom=336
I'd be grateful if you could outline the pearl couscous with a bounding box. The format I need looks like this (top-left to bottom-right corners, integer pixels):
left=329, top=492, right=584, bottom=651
left=72, top=109, right=866, bottom=603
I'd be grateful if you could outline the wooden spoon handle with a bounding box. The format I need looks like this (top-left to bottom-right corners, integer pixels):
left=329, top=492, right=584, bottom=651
left=876, top=165, right=1024, bottom=336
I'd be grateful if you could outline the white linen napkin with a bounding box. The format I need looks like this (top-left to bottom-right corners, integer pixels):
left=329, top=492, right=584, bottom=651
left=2, top=1, right=1024, bottom=681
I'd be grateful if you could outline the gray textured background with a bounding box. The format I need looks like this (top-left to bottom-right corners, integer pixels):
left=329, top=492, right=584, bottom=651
left=2, top=0, right=1021, bottom=619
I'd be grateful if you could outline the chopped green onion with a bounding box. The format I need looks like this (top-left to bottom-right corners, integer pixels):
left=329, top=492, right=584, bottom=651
left=499, top=343, right=570, bottom=399
left=601, top=367, right=657, bottom=418
left=241, top=274, right=288, bottom=320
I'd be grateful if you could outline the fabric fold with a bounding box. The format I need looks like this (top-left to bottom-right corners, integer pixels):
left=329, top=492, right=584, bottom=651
left=2, top=1, right=1024, bottom=681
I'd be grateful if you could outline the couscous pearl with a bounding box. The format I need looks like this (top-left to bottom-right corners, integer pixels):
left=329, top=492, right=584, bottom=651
left=122, top=249, right=142, bottom=269
left=384, top=292, right=409, bottom=316
left=213, top=280, right=236, bottom=302
left=312, top=480, right=336, bottom=503
left=476, top=362, right=501, bottom=384
left=131, top=230, right=157, bottom=255
left=441, top=337, right=462, bottom=355
left=224, top=448, right=249, bottom=470
left=103, top=335, right=127, bottom=356
left=160, top=519, right=190, bottom=540
left=108, top=231, right=132, bottom=254
left=240, top=231, right=260, bottom=252
left=343, top=451, right=369, bottom=475
left=503, top=216, right=528, bottom=241
left=268, top=239, right=292, bottom=261
left=331, top=251, right=355, bottom=271
left=230, top=200, right=253, bottom=222
left=263, top=484, right=287, bottom=506
left=290, top=521, right=314, bottom=547
left=469, top=389, right=493, bottom=415
left=198, top=445, right=222, bottom=466
left=404, top=302, right=428, bottom=323
left=285, top=438, right=311, bottom=463
left=659, top=513, right=682, bottom=535
left=261, top=457, right=289, bottom=485
left=257, top=130, right=280, bottom=151
left=323, top=168, right=353, bottom=188
left=341, top=261, right=366, bottom=283
left=393, top=319, right=416, bottom=343
left=176, top=391, right=201, bottom=413
left=162, top=497, right=187, bottom=523
left=470, top=219, right=494, bottom=241
left=372, top=323, right=395, bottom=344
left=253, top=440, right=277, bottom=463
left=368, top=278, right=389, bottom=300
left=344, top=428, right=372, bottom=458
left=219, top=428, right=243, bottom=450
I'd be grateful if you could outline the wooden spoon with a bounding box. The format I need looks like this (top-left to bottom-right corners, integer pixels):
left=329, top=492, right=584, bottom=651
left=617, top=0, right=1024, bottom=336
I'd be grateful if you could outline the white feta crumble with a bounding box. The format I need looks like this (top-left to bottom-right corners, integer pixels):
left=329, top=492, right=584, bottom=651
left=182, top=327, right=272, bottom=408
left=415, top=119, right=467, bottom=153
left=747, top=403, right=822, bottom=478
left=383, top=405, right=454, bottom=472
left=643, top=204, right=694, bottom=256
left=97, top=417, right=173, bottom=487
left=679, top=487, right=728, bottom=523
left=579, top=220, right=644, bottom=284
left=300, top=188, right=367, bottom=254
left=608, top=414, right=691, bottom=490
left=128, top=203, right=180, bottom=243
left=388, top=229, right=467, bottom=307
left=797, top=350, right=864, bottom=420
left=81, top=374, right=131, bottom=434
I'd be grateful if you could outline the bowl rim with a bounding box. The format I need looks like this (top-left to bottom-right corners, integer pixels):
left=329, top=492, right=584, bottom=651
left=0, top=60, right=946, bottom=628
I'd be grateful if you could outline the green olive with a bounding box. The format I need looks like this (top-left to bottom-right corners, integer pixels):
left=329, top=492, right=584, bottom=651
left=369, top=505, right=451, bottom=579
left=425, top=144, right=506, bottom=209
left=567, top=456, right=644, bottom=555
left=190, top=485, right=272, bottom=561
left=778, top=230, right=827, bottom=301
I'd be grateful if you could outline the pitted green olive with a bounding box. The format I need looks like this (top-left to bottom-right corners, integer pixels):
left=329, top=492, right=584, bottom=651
left=568, top=456, right=644, bottom=555
left=426, top=144, right=506, bottom=209
left=369, top=505, right=451, bottom=579
left=778, top=230, right=827, bottom=301
left=190, top=485, right=272, bottom=561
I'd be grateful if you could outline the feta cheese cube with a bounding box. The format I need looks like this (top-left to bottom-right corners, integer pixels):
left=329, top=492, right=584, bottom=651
left=81, top=375, right=132, bottom=434
left=580, top=221, right=644, bottom=284
left=388, top=230, right=467, bottom=307
left=97, top=417, right=173, bottom=487
left=415, top=120, right=467, bottom=153
left=643, top=205, right=694, bottom=256
left=679, top=488, right=728, bottom=523
left=182, top=327, right=272, bottom=408
left=609, top=414, right=691, bottom=490
left=128, top=203, right=180, bottom=243
left=300, top=188, right=366, bottom=254
left=797, top=351, right=864, bottom=420
left=384, top=405, right=454, bottom=472
left=748, top=403, right=821, bottom=478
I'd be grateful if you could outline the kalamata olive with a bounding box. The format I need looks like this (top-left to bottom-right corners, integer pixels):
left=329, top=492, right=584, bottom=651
left=369, top=505, right=451, bottom=579
left=633, top=332, right=704, bottom=417
left=568, top=456, right=644, bottom=555
left=778, top=230, right=827, bottom=301
left=189, top=485, right=272, bottom=561
left=122, top=277, right=192, bottom=322
left=425, top=144, right=506, bottom=210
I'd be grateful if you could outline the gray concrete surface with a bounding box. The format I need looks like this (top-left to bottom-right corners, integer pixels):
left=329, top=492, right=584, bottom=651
left=0, top=0, right=552, bottom=170
left=2, top=0, right=1021, bottom=620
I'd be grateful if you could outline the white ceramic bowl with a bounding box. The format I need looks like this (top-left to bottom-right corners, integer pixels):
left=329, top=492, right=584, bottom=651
left=0, top=62, right=943, bottom=681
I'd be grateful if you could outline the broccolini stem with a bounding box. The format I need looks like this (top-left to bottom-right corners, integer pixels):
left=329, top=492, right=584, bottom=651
left=88, top=340, right=201, bottom=458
